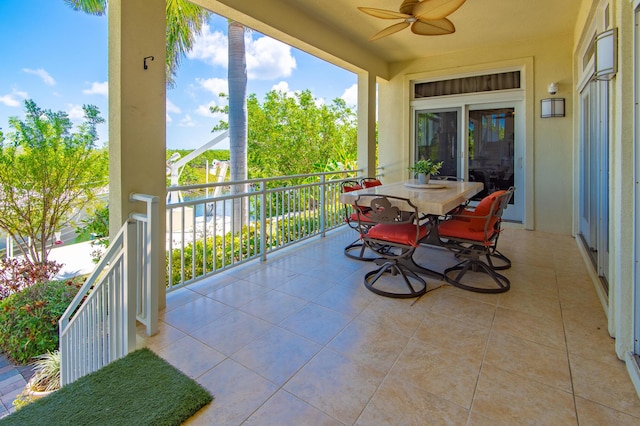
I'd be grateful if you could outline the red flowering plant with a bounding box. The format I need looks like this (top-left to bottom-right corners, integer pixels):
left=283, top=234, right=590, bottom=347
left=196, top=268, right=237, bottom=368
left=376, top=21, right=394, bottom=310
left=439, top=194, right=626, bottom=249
left=0, top=258, right=62, bottom=301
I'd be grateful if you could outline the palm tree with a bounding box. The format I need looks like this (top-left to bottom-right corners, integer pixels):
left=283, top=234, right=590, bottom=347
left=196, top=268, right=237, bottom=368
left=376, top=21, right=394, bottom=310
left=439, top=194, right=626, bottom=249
left=227, top=21, right=248, bottom=230
left=64, top=0, right=210, bottom=87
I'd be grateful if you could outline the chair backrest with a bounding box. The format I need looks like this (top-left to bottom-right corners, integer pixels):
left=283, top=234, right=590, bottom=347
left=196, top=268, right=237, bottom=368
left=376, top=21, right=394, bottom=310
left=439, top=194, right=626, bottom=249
left=341, top=180, right=362, bottom=193
left=469, top=187, right=515, bottom=233
left=341, top=180, right=364, bottom=227
left=361, top=177, right=382, bottom=188
left=354, top=194, right=425, bottom=247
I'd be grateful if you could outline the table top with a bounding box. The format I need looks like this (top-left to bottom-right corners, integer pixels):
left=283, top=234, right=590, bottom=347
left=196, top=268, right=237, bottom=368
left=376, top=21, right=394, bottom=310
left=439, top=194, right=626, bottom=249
left=339, top=180, right=484, bottom=216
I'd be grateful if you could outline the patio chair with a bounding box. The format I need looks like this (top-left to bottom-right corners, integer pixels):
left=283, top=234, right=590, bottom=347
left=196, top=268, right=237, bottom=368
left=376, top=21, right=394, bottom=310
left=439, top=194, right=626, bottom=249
left=354, top=194, right=429, bottom=298
left=437, top=187, right=515, bottom=293
left=361, top=177, right=383, bottom=188
left=341, top=180, right=378, bottom=261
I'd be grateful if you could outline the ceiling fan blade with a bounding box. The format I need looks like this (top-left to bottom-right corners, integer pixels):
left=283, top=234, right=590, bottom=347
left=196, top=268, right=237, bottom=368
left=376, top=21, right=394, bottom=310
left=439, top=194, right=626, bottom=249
left=411, top=18, right=455, bottom=36
left=358, top=7, right=410, bottom=20
left=370, top=21, right=411, bottom=41
left=398, top=0, right=420, bottom=15
left=413, top=0, right=466, bottom=20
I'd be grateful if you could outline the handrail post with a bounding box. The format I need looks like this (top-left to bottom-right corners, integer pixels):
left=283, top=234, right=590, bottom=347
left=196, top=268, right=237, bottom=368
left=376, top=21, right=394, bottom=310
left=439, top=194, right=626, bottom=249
left=320, top=174, right=326, bottom=237
left=124, top=219, right=137, bottom=354
left=130, top=193, right=160, bottom=336
left=260, top=179, right=267, bottom=261
left=145, top=196, right=159, bottom=336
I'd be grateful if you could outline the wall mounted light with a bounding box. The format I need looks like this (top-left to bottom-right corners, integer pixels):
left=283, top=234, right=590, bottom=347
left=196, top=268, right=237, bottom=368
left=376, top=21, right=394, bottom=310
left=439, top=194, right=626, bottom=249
left=547, top=82, right=558, bottom=95
left=541, top=98, right=565, bottom=118
left=594, top=28, right=618, bottom=81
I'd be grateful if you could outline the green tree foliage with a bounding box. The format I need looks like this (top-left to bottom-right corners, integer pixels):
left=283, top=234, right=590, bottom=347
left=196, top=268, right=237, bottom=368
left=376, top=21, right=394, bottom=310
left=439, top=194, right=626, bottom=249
left=212, top=90, right=358, bottom=182
left=0, top=100, right=108, bottom=265
left=248, top=90, right=357, bottom=179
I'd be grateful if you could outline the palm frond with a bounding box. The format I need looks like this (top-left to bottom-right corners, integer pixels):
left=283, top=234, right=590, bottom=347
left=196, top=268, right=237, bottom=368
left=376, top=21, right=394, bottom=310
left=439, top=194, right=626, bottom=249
left=63, top=0, right=106, bottom=15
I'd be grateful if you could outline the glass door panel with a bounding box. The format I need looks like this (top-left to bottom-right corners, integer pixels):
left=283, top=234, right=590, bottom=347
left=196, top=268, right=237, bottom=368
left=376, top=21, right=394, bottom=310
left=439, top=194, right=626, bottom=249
left=415, top=109, right=460, bottom=178
left=468, top=108, right=515, bottom=200
left=579, top=78, right=609, bottom=292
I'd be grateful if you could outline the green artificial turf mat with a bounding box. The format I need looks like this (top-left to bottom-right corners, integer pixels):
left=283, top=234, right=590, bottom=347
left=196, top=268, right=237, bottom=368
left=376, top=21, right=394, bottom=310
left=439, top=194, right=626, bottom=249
left=0, top=348, right=213, bottom=426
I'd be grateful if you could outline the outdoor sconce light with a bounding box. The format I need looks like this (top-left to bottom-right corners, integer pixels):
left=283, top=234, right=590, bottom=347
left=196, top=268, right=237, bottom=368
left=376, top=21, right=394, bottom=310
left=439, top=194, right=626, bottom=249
left=594, top=28, right=618, bottom=81
left=540, top=98, right=565, bottom=118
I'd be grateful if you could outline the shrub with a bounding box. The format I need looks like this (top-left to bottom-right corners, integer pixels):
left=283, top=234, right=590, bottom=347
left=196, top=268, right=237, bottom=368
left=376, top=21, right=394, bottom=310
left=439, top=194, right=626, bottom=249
left=0, top=280, right=81, bottom=363
left=167, top=225, right=260, bottom=285
left=0, top=258, right=62, bottom=300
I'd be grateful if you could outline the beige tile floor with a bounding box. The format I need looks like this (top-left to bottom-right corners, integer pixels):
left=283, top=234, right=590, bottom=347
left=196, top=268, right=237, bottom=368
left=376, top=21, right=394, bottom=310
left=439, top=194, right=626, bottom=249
left=137, top=227, right=640, bottom=425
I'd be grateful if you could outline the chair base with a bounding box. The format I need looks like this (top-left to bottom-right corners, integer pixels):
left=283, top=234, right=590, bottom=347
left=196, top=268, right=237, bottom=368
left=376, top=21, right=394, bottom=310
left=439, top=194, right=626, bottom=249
left=364, top=261, right=427, bottom=298
left=444, top=259, right=510, bottom=294
left=344, top=240, right=378, bottom=262
left=488, top=248, right=511, bottom=270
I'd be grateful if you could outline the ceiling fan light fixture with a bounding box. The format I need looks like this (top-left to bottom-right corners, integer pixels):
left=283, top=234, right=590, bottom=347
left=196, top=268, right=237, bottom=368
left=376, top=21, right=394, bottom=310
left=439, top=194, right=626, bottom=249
left=359, top=0, right=465, bottom=41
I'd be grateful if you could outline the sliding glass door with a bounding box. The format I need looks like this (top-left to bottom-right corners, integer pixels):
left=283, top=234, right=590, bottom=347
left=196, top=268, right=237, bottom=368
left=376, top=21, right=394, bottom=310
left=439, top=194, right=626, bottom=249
left=415, top=103, right=523, bottom=222
left=579, top=80, right=609, bottom=290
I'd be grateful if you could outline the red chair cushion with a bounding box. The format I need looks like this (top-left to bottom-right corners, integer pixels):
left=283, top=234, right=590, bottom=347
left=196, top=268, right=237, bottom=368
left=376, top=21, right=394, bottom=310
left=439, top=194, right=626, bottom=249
left=343, top=184, right=362, bottom=192
left=362, top=179, right=382, bottom=188
left=468, top=190, right=506, bottom=231
left=439, top=217, right=497, bottom=242
left=367, top=223, right=428, bottom=247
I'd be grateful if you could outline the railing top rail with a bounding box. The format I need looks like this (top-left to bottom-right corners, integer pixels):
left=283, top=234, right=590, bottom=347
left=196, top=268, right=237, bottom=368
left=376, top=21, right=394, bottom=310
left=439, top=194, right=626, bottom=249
left=166, top=169, right=362, bottom=194
left=131, top=193, right=160, bottom=204
left=59, top=219, right=133, bottom=327
left=165, top=176, right=359, bottom=209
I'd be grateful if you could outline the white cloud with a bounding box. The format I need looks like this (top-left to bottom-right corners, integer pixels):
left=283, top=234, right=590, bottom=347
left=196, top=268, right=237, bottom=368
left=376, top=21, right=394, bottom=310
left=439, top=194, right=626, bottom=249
left=23, top=68, right=56, bottom=86
left=197, top=77, right=228, bottom=98
left=66, top=104, right=85, bottom=120
left=83, top=81, right=108, bottom=96
left=0, top=90, right=28, bottom=107
left=188, top=24, right=296, bottom=81
left=167, top=99, right=181, bottom=114
left=195, top=101, right=217, bottom=117
left=179, top=114, right=196, bottom=127
left=271, top=81, right=296, bottom=98
left=166, top=99, right=181, bottom=123
left=246, top=37, right=296, bottom=80
left=341, top=84, right=358, bottom=107
left=187, top=24, right=228, bottom=67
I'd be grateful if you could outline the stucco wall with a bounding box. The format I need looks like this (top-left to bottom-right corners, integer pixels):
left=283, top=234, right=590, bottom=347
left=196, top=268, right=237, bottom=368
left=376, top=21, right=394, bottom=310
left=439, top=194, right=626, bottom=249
left=378, top=33, right=574, bottom=234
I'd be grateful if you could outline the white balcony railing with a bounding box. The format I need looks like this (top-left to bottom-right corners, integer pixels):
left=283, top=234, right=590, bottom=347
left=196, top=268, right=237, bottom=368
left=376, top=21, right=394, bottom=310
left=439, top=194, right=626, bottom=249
left=165, top=171, right=361, bottom=290
left=58, top=194, right=159, bottom=385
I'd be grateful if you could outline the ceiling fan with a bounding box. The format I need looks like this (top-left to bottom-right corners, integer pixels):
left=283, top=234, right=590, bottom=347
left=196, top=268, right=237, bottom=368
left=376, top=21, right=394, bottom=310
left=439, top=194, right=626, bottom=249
left=358, top=0, right=466, bottom=41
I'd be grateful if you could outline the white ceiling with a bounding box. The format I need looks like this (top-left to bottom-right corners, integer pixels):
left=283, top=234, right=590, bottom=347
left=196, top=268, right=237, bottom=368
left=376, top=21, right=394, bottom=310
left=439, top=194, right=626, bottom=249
left=200, top=0, right=583, bottom=76
left=275, top=0, right=582, bottom=63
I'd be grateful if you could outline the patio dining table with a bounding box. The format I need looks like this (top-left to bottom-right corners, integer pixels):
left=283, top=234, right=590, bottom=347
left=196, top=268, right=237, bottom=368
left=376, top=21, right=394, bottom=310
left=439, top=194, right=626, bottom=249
left=338, top=179, right=484, bottom=277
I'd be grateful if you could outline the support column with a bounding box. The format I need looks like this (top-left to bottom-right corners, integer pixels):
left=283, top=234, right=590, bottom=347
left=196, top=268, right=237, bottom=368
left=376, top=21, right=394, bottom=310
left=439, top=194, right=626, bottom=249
left=109, top=0, right=167, bottom=309
left=357, top=72, right=377, bottom=178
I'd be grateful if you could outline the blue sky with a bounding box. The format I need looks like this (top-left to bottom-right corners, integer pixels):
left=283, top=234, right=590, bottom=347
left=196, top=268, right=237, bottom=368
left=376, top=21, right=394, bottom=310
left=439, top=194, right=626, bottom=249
left=0, top=1, right=357, bottom=150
